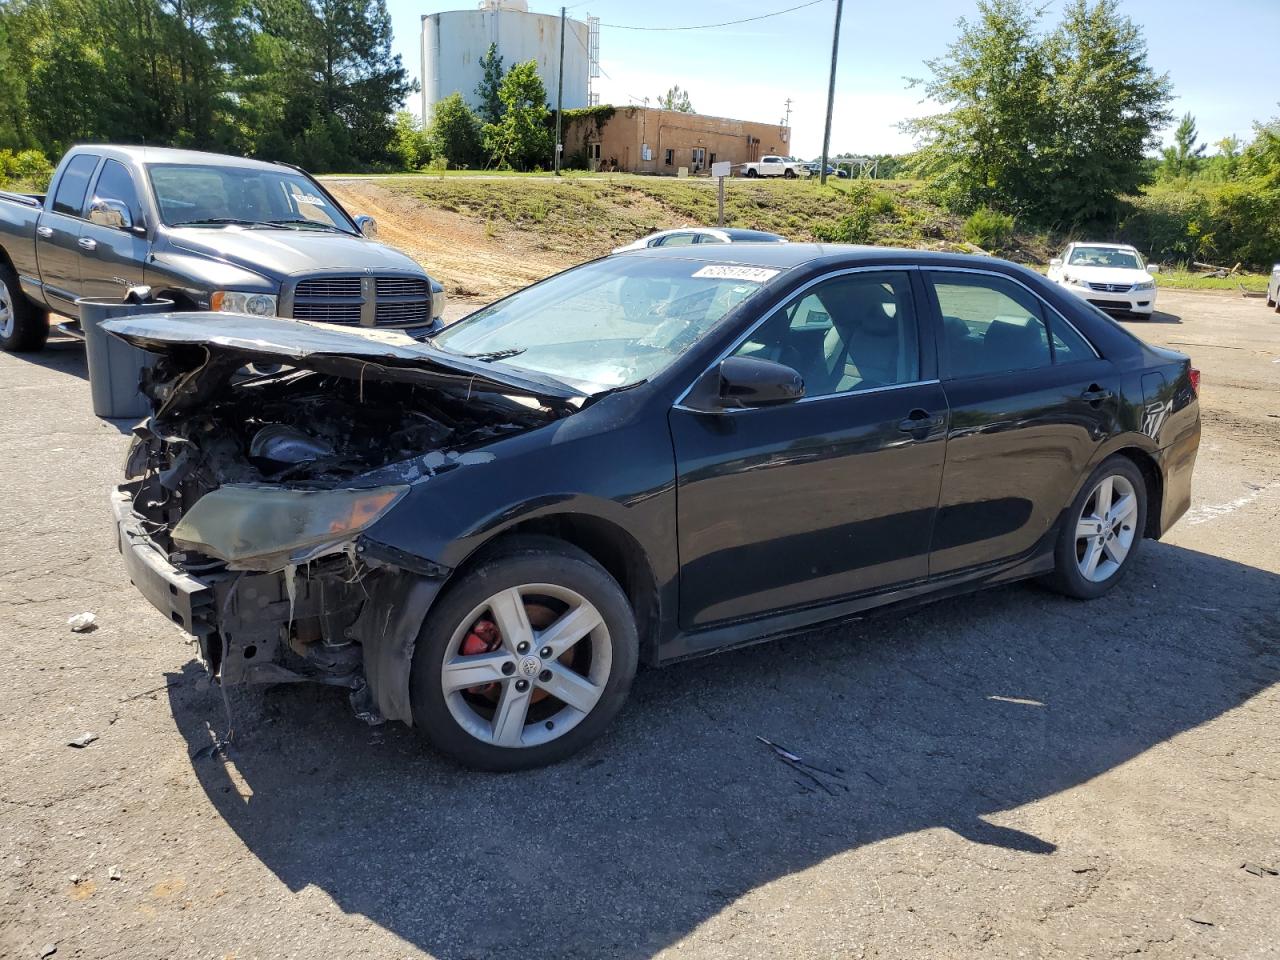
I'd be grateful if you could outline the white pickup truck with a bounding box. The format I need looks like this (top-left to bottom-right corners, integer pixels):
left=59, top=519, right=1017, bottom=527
left=739, top=156, right=809, bottom=179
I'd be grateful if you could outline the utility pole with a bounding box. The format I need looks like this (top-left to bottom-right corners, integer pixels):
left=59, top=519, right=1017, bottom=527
left=782, top=97, right=792, bottom=129
left=555, top=5, right=566, bottom=176
left=819, top=0, right=843, bottom=186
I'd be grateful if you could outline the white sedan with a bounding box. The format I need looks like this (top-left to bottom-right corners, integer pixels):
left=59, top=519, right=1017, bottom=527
left=1047, top=243, right=1159, bottom=316
left=612, top=227, right=786, bottom=254
left=1266, top=263, right=1279, bottom=312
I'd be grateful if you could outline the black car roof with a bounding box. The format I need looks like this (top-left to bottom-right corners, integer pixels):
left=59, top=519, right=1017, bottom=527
left=624, top=242, right=1038, bottom=278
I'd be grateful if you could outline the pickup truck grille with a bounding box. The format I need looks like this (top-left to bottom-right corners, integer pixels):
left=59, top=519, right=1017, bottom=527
left=290, top=275, right=431, bottom=327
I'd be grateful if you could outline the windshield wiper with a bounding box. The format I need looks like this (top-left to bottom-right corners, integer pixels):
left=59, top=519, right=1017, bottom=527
left=171, top=217, right=282, bottom=228
left=266, top=218, right=349, bottom=233
left=456, top=347, right=527, bottom=362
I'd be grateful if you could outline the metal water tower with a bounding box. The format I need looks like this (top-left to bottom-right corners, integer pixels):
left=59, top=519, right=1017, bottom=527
left=421, top=0, right=593, bottom=120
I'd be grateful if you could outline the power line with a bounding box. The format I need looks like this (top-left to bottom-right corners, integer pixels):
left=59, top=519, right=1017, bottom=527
left=599, top=0, right=828, bottom=32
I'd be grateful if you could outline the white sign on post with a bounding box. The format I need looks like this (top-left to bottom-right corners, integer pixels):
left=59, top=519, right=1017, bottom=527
left=711, top=160, right=732, bottom=179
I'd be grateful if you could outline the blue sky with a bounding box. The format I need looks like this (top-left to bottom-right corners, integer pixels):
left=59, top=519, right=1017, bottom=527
left=389, top=0, right=1280, bottom=158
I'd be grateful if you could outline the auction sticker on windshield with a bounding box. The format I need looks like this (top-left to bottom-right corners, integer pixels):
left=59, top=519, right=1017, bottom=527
left=691, top=265, right=780, bottom=282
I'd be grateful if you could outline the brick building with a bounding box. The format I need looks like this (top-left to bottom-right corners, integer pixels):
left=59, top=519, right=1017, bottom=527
left=563, top=106, right=793, bottom=175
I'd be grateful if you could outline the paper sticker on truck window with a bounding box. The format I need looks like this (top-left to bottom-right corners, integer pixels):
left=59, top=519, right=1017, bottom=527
left=294, top=194, right=325, bottom=206
left=692, top=265, right=779, bottom=282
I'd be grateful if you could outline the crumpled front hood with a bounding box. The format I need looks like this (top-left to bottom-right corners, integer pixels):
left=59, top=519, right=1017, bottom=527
left=100, top=312, right=585, bottom=409
left=167, top=226, right=426, bottom=280
left=1062, top=265, right=1154, bottom=286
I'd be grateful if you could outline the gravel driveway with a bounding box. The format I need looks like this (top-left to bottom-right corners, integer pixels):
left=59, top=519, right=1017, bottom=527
left=1, top=289, right=1277, bottom=960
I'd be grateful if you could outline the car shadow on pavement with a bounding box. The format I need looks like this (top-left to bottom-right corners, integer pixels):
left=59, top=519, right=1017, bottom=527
left=1127, top=309, right=1182, bottom=324
left=17, top=335, right=90, bottom=380
left=165, top=540, right=1279, bottom=960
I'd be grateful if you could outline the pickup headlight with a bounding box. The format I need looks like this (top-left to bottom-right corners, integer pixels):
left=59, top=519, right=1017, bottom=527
left=211, top=290, right=278, bottom=316
left=431, top=285, right=446, bottom=320
left=1133, top=279, right=1155, bottom=291
left=172, top=484, right=409, bottom=568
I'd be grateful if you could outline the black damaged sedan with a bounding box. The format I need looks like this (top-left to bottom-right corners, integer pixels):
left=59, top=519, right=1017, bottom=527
left=110, top=244, right=1200, bottom=770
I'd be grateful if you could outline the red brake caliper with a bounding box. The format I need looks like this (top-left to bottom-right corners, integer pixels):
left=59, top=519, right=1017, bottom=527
left=460, top=619, right=502, bottom=696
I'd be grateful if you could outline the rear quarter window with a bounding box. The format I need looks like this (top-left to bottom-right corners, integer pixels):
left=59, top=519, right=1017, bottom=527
left=52, top=154, right=100, bottom=217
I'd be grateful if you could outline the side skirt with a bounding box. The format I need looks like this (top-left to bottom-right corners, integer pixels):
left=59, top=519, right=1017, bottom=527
left=657, top=542, right=1057, bottom=665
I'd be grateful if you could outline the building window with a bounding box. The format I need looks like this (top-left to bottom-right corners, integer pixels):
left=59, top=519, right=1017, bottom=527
left=709, top=152, right=717, bottom=166
left=589, top=143, right=601, bottom=160
left=691, top=148, right=705, bottom=170
left=664, top=148, right=674, bottom=167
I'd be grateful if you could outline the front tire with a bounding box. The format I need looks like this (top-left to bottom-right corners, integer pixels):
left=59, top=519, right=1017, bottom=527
left=409, top=536, right=639, bottom=771
left=0, top=263, right=49, bottom=353
left=784, top=168, right=797, bottom=179
left=1044, top=456, right=1147, bottom=600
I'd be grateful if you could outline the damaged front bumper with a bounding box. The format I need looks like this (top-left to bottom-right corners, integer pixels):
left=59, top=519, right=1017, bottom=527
left=111, top=487, right=445, bottom=724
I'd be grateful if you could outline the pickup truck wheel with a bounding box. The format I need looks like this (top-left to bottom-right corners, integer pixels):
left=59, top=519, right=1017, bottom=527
left=745, top=168, right=758, bottom=178
left=784, top=168, right=797, bottom=179
left=0, top=264, right=48, bottom=353
left=409, top=536, right=639, bottom=771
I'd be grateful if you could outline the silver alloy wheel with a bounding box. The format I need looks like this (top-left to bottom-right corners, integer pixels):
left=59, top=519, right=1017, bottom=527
left=441, top=583, right=612, bottom=749
left=1074, top=474, right=1138, bottom=582
left=0, top=277, right=13, bottom=340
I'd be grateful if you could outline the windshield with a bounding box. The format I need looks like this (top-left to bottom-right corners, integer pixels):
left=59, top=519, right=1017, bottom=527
left=1068, top=246, right=1143, bottom=269
left=432, top=258, right=777, bottom=391
left=148, top=163, right=355, bottom=233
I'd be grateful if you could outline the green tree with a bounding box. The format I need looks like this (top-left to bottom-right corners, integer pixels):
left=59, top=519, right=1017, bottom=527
left=657, top=84, right=694, bottom=113
left=0, top=13, right=30, bottom=149
left=1038, top=0, right=1172, bottom=223
left=1159, top=113, right=1207, bottom=180
left=474, top=42, right=505, bottom=125
left=426, top=92, right=482, bottom=168
left=482, top=59, right=551, bottom=170
left=904, top=0, right=1051, bottom=216
left=390, top=109, right=430, bottom=169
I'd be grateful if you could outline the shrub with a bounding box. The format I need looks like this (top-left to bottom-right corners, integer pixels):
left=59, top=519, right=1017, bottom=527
left=868, top=190, right=897, bottom=217
left=813, top=208, right=874, bottom=244
left=963, top=206, right=1015, bottom=249
left=1121, top=179, right=1280, bottom=269
left=0, top=149, right=54, bottom=190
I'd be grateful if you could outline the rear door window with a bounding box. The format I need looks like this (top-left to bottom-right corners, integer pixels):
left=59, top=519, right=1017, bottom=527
left=51, top=154, right=101, bottom=217
left=930, top=274, right=1052, bottom=378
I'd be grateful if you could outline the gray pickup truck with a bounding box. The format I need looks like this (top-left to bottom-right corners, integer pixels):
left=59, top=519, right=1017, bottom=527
left=0, top=145, right=444, bottom=352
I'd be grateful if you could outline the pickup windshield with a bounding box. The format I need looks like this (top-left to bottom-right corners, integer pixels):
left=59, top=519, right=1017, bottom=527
left=148, top=163, right=354, bottom=233
left=432, top=258, right=775, bottom=391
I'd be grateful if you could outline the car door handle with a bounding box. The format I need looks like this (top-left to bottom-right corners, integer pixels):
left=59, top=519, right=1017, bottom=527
left=77, top=237, right=97, bottom=251
left=36, top=226, right=53, bottom=238
left=1081, top=385, right=1113, bottom=403
left=898, top=409, right=944, bottom=433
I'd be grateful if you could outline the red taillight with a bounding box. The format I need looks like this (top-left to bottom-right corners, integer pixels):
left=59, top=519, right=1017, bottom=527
left=1189, top=367, right=1200, bottom=396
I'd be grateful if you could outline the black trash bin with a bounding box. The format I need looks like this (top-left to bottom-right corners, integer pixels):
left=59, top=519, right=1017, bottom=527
left=77, top=290, right=175, bottom=420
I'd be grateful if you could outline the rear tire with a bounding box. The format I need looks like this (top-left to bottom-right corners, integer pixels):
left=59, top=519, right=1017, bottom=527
left=1043, top=456, right=1147, bottom=600
left=745, top=168, right=758, bottom=178
left=409, top=536, right=639, bottom=771
left=0, top=263, right=48, bottom=353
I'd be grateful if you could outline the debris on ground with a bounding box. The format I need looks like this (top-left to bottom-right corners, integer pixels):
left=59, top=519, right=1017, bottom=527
left=757, top=735, right=849, bottom=796
left=66, top=733, right=98, bottom=748
left=1242, top=862, right=1278, bottom=877
left=39, top=943, right=57, bottom=958
left=108, top=865, right=122, bottom=881
left=67, top=612, right=97, bottom=633
left=1186, top=916, right=1215, bottom=926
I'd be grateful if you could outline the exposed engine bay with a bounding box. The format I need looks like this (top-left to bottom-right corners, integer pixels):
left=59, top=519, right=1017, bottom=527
left=110, top=321, right=569, bottom=723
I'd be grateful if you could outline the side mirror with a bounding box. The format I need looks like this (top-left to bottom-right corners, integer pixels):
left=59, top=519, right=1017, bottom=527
left=354, top=215, right=378, bottom=239
left=1146, top=263, right=1160, bottom=274
left=88, top=197, right=133, bottom=232
left=1049, top=257, right=1063, bottom=267
left=717, top=356, right=804, bottom=408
